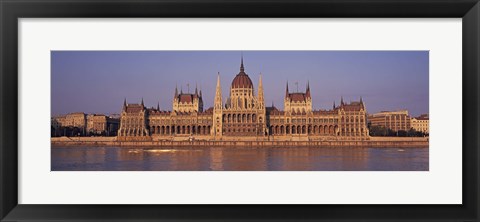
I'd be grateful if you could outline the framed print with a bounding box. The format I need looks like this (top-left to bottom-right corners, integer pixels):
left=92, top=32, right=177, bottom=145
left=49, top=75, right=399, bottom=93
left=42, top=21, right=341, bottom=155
left=1, top=0, right=479, bottom=221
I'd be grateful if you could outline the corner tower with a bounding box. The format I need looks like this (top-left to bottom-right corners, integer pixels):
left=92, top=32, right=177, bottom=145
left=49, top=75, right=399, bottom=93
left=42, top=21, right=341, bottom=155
left=213, top=73, right=223, bottom=138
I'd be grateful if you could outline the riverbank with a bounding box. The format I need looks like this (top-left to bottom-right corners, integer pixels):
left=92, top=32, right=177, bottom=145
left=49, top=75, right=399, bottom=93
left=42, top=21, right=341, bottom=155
left=51, top=136, right=428, bottom=148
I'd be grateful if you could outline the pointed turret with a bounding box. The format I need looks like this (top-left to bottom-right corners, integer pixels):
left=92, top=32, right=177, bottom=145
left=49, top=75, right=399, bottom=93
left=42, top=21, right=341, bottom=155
left=360, top=96, right=363, bottom=104
left=285, top=81, right=289, bottom=98
left=123, top=98, right=127, bottom=110
left=157, top=102, right=160, bottom=110
left=213, top=72, right=223, bottom=137
left=195, top=83, right=198, bottom=95
left=141, top=98, right=144, bottom=107
left=306, top=81, right=311, bottom=98
left=333, top=101, right=336, bottom=109
left=341, top=96, right=344, bottom=105
left=258, top=73, right=265, bottom=109
left=214, top=72, right=223, bottom=110
left=174, top=85, right=178, bottom=98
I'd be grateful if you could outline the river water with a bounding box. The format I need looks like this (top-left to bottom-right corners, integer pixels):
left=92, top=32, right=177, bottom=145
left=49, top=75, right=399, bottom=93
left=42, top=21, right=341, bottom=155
left=51, top=146, right=428, bottom=171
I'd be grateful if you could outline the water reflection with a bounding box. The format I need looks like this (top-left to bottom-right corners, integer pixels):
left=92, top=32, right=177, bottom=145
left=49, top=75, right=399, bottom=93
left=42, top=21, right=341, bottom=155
left=51, top=146, right=428, bottom=171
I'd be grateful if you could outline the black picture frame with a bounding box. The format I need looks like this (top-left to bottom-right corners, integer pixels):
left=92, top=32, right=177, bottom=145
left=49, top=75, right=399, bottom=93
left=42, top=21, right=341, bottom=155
left=1, top=0, right=479, bottom=221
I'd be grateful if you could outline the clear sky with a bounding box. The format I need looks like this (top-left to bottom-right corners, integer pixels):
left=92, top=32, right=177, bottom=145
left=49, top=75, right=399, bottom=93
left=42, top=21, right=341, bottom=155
left=51, top=51, right=429, bottom=117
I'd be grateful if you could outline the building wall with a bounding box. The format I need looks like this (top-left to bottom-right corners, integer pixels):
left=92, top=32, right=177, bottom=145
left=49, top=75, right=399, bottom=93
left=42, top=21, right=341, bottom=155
left=369, top=110, right=411, bottom=132
left=117, top=103, right=149, bottom=140
left=51, top=113, right=87, bottom=136
left=411, top=115, right=429, bottom=133
left=115, top=61, right=370, bottom=141
left=149, top=110, right=213, bottom=137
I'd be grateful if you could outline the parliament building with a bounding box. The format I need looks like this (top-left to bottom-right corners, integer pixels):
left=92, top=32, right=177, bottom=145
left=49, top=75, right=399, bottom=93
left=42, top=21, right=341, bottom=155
left=117, top=58, right=369, bottom=141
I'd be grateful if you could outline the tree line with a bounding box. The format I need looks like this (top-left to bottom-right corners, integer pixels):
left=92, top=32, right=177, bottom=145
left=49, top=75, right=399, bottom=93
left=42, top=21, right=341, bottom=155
left=368, top=125, right=428, bottom=137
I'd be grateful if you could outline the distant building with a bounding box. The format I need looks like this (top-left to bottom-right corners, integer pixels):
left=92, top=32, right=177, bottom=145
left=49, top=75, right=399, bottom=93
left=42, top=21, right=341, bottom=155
left=368, top=110, right=411, bottom=132
left=109, top=113, right=121, bottom=119
left=64, top=112, right=87, bottom=128
left=87, top=114, right=120, bottom=136
left=411, top=114, right=429, bottom=134
left=117, top=57, right=370, bottom=141
left=51, top=112, right=120, bottom=137
left=51, top=112, right=87, bottom=136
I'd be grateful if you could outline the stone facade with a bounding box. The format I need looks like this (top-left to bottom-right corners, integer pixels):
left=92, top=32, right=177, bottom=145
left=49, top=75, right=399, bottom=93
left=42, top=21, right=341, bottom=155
left=51, top=112, right=87, bottom=136
left=52, top=113, right=119, bottom=137
left=410, top=114, right=429, bottom=133
left=117, top=58, right=370, bottom=141
left=117, top=99, right=150, bottom=141
left=368, top=110, right=411, bottom=132
left=86, top=114, right=120, bottom=135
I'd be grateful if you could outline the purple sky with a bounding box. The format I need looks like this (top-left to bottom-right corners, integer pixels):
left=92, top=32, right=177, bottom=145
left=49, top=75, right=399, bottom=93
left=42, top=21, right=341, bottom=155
left=51, top=51, right=429, bottom=117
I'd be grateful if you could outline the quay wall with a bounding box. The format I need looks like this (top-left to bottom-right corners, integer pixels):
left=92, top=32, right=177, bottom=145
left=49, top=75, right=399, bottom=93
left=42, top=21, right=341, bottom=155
left=51, top=137, right=428, bottom=148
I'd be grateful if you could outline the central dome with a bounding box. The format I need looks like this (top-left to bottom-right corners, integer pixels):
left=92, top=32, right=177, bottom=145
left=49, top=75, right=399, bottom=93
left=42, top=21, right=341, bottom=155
left=231, top=72, right=253, bottom=89
left=231, top=57, right=253, bottom=89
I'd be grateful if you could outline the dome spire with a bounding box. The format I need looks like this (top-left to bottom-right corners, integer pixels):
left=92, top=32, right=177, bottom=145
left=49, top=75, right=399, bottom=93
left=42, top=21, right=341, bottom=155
left=240, top=53, right=245, bottom=73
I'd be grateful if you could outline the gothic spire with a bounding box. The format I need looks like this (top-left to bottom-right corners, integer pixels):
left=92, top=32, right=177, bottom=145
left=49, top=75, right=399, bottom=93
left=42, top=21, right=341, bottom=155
left=341, top=96, right=344, bottom=105
left=285, top=81, right=289, bottom=98
left=258, top=73, right=264, bottom=108
left=157, top=102, right=160, bottom=110
left=174, top=84, right=178, bottom=98
left=360, top=96, right=363, bottom=103
left=306, top=81, right=311, bottom=98
left=195, top=83, right=198, bottom=95
left=123, top=98, right=127, bottom=110
left=141, top=98, right=144, bottom=106
left=333, top=101, right=336, bottom=109
left=240, top=54, right=245, bottom=73
left=214, top=72, right=223, bottom=110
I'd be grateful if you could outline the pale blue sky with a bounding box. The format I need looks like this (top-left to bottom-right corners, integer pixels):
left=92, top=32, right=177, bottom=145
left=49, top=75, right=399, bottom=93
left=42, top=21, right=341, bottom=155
left=51, top=51, right=429, bottom=117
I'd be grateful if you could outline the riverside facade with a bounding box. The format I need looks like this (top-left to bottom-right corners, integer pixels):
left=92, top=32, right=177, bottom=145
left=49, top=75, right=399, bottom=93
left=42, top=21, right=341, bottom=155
left=117, top=58, right=369, bottom=141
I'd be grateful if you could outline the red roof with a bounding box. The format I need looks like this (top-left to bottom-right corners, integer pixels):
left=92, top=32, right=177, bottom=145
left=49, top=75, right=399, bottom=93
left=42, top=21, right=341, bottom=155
left=313, top=110, right=336, bottom=115
left=179, top=94, right=194, bottom=103
left=149, top=110, right=171, bottom=115
left=125, top=104, right=144, bottom=113
left=341, top=102, right=363, bottom=111
left=416, top=114, right=429, bottom=120
left=288, top=93, right=306, bottom=102
left=231, top=72, right=253, bottom=89
left=175, top=93, right=200, bottom=103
